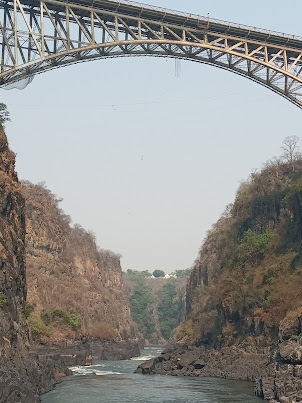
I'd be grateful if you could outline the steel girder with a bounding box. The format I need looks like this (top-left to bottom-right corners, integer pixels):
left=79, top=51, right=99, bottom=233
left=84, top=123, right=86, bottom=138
left=1, top=0, right=302, bottom=108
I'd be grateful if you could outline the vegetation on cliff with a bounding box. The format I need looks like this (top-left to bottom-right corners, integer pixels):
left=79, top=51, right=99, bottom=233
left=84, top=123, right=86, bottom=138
left=22, top=181, right=136, bottom=343
left=183, top=136, right=302, bottom=347
left=0, top=123, right=72, bottom=403
left=0, top=126, right=29, bottom=359
left=125, top=269, right=187, bottom=342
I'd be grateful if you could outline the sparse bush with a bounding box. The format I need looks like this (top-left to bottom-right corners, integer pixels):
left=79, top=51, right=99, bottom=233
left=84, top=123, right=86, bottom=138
left=67, top=313, right=80, bottom=330
left=238, top=229, right=278, bottom=264
left=122, top=329, right=131, bottom=340
left=28, top=315, right=50, bottom=336
left=51, top=309, right=70, bottom=326
left=178, top=320, right=194, bottom=339
left=40, top=309, right=52, bottom=325
left=90, top=322, right=117, bottom=340
left=40, top=309, right=80, bottom=331
left=0, top=292, right=7, bottom=307
left=25, top=303, right=35, bottom=318
left=51, top=309, right=68, bottom=320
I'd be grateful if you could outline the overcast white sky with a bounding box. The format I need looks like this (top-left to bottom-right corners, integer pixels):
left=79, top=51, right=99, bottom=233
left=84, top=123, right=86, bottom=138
left=2, top=0, right=302, bottom=272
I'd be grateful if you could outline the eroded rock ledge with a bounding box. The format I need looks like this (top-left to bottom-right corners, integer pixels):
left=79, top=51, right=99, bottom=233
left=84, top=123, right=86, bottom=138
left=136, top=313, right=302, bottom=403
left=136, top=339, right=302, bottom=403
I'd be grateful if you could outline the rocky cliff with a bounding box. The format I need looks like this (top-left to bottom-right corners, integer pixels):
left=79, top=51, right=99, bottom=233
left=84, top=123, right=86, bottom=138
left=0, top=129, right=70, bottom=403
left=22, top=181, right=136, bottom=344
left=0, top=128, right=28, bottom=359
left=137, top=155, right=302, bottom=402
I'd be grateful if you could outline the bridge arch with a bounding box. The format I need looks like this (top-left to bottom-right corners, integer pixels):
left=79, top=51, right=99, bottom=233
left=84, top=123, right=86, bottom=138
left=1, top=0, right=302, bottom=108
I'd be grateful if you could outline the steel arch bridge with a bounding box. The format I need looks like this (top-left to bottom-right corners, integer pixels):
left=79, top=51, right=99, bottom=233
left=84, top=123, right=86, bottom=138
left=1, top=0, right=302, bottom=107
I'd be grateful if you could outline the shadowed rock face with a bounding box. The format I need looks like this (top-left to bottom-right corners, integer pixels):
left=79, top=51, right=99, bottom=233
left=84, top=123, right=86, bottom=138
left=0, top=129, right=29, bottom=359
left=0, top=130, right=70, bottom=403
left=136, top=318, right=302, bottom=402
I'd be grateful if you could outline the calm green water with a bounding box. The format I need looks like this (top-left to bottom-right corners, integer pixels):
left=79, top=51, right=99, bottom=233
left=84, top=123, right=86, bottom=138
left=42, top=347, right=262, bottom=403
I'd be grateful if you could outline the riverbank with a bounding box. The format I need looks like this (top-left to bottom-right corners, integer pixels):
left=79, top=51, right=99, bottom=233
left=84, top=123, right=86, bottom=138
left=41, top=347, right=261, bottom=402
left=0, top=352, right=70, bottom=403
left=31, top=339, right=141, bottom=365
left=135, top=338, right=302, bottom=402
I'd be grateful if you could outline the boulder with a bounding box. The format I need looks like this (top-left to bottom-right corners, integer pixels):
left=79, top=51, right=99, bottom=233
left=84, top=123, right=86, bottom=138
left=279, top=341, right=302, bottom=364
left=193, top=359, right=206, bottom=370
left=135, top=358, right=158, bottom=374
left=177, top=352, right=197, bottom=369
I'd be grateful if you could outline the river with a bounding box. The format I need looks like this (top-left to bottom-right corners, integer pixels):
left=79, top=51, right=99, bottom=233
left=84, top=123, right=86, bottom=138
left=42, top=347, right=262, bottom=402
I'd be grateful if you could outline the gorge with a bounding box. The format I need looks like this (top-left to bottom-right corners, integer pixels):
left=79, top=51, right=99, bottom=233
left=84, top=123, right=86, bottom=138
left=1, top=113, right=302, bottom=402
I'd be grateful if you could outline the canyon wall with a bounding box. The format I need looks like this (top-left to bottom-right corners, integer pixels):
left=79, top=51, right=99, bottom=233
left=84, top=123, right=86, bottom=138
left=22, top=181, right=136, bottom=343
left=138, top=157, right=302, bottom=402
left=0, top=130, right=70, bottom=403
left=0, top=128, right=28, bottom=359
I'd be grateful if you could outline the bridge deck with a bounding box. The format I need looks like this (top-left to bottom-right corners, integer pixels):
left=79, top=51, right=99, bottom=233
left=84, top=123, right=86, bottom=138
left=4, top=0, right=302, bottom=50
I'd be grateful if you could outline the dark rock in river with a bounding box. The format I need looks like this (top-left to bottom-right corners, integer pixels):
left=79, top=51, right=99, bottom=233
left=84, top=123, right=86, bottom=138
left=91, top=340, right=140, bottom=360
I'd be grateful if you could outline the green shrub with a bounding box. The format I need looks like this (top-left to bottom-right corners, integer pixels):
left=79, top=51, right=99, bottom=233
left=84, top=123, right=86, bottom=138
left=25, top=303, right=35, bottom=318
left=291, top=334, right=302, bottom=341
left=178, top=320, right=194, bottom=338
left=41, top=309, right=80, bottom=331
left=28, top=315, right=50, bottom=336
left=0, top=292, right=7, bottom=307
left=67, top=313, right=80, bottom=330
left=238, top=229, right=278, bottom=264
left=217, top=334, right=223, bottom=342
left=51, top=309, right=68, bottom=320
left=40, top=309, right=52, bottom=325
left=238, top=288, right=271, bottom=313
left=122, top=329, right=131, bottom=340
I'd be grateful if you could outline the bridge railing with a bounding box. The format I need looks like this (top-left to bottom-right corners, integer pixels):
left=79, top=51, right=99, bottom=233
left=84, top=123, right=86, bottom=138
left=106, top=0, right=302, bottom=42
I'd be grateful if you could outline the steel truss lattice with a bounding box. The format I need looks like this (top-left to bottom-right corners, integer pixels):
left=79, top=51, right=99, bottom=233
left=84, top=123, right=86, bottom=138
left=1, top=0, right=302, bottom=107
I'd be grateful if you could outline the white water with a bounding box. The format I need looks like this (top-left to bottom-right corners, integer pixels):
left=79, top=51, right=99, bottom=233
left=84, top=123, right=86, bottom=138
left=42, top=347, right=263, bottom=403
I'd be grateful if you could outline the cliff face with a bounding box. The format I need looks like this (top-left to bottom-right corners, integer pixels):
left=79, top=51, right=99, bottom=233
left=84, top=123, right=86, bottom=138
left=0, top=129, right=29, bottom=358
left=185, top=160, right=302, bottom=348
left=137, top=157, right=302, bottom=402
left=0, top=130, right=71, bottom=403
left=22, top=182, right=136, bottom=342
left=182, top=158, right=302, bottom=402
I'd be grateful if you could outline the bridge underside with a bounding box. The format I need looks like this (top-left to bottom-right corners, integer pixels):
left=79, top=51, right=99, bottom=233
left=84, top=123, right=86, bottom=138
left=1, top=0, right=302, bottom=108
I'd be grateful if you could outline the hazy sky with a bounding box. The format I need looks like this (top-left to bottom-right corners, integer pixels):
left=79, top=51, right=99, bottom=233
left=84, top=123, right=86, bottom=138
left=2, top=0, right=302, bottom=272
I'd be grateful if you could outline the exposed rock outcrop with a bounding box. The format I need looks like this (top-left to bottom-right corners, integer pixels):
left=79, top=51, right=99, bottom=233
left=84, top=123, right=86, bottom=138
left=135, top=343, right=271, bottom=380
left=256, top=312, right=302, bottom=402
left=0, top=129, right=28, bottom=359
left=90, top=340, right=140, bottom=360
left=22, top=181, right=137, bottom=343
left=0, top=129, right=70, bottom=402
